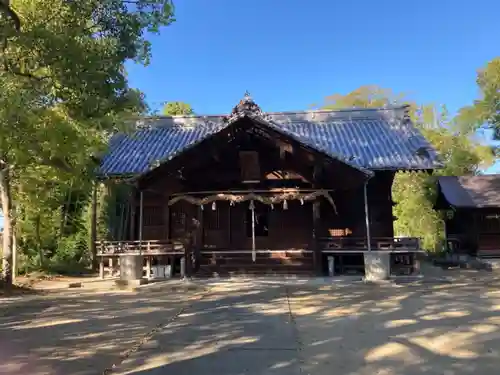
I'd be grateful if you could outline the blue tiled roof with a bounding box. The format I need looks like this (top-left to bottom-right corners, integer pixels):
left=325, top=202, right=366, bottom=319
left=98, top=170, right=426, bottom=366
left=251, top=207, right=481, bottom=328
left=98, top=106, right=440, bottom=177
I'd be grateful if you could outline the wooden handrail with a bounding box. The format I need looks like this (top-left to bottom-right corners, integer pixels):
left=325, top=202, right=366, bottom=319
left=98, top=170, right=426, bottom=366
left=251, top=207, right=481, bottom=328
left=96, top=240, right=185, bottom=256
left=199, top=250, right=314, bottom=254
left=318, top=236, right=421, bottom=251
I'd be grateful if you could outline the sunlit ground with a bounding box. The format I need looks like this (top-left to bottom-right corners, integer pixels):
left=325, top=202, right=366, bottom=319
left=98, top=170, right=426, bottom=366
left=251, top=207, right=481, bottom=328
left=1, top=274, right=500, bottom=375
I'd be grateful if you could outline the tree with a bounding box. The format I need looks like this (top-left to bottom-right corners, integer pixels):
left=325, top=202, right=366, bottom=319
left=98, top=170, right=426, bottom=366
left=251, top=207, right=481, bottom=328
left=0, top=0, right=174, bottom=288
left=456, top=58, right=500, bottom=138
left=319, top=86, right=494, bottom=251
left=317, top=85, right=408, bottom=109
left=162, top=101, right=194, bottom=116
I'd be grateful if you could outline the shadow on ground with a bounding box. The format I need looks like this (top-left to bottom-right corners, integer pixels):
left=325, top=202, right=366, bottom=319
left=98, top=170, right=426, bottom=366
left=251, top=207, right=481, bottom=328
left=1, top=275, right=500, bottom=375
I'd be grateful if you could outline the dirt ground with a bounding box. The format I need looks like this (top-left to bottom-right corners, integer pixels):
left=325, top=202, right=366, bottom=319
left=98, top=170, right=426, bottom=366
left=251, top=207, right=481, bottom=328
left=1, top=272, right=500, bottom=375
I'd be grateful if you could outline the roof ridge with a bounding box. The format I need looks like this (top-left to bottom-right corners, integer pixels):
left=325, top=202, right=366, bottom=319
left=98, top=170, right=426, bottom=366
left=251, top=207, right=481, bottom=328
left=140, top=105, right=408, bottom=121
left=265, top=105, right=408, bottom=116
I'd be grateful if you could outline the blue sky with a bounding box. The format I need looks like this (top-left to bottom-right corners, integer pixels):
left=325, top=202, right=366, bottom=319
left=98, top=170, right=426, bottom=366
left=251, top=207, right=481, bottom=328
left=127, top=0, right=498, bottom=117
left=0, top=0, right=499, bottom=228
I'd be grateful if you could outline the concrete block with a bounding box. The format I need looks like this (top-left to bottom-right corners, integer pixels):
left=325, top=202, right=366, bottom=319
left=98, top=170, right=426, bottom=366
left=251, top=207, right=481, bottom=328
left=364, top=251, right=390, bottom=281
left=120, top=255, right=143, bottom=280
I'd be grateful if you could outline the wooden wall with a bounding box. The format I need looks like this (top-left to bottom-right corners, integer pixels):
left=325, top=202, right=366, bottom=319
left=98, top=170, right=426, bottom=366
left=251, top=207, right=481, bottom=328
left=130, top=171, right=395, bottom=250
left=446, top=208, right=500, bottom=255
left=121, top=123, right=397, bottom=249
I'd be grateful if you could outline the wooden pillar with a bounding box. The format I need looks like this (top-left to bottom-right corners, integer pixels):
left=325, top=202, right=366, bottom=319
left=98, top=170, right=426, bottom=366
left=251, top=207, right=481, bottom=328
left=130, top=188, right=137, bottom=240
left=413, top=253, right=421, bottom=275
left=99, top=257, right=104, bottom=279
left=164, top=196, right=170, bottom=241
left=108, top=257, right=113, bottom=277
left=90, top=182, right=98, bottom=271
left=194, top=205, right=203, bottom=272
left=363, top=181, right=372, bottom=252
left=138, top=190, right=144, bottom=245
left=146, top=256, right=151, bottom=279
left=473, top=211, right=479, bottom=254
left=250, top=200, right=256, bottom=262
left=228, top=202, right=232, bottom=247
left=312, top=201, right=321, bottom=274
left=312, top=164, right=322, bottom=275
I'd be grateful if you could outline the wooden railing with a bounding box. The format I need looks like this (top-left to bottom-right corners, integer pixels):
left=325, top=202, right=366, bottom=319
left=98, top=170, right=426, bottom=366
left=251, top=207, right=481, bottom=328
left=319, top=236, right=421, bottom=252
left=96, top=240, right=185, bottom=256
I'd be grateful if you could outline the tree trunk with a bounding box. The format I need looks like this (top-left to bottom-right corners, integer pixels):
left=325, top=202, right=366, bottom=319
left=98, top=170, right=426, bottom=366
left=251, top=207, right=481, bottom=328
left=0, top=166, right=13, bottom=288
left=34, top=214, right=44, bottom=268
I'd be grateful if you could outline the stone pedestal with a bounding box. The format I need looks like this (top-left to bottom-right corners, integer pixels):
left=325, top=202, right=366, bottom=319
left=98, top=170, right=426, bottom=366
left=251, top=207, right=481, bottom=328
left=120, top=255, right=143, bottom=281
left=364, top=251, right=391, bottom=281
left=327, top=256, right=335, bottom=276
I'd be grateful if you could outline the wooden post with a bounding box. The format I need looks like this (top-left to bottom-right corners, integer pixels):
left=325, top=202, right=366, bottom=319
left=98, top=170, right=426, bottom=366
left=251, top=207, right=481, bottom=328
left=139, top=190, right=144, bottom=252
left=312, top=201, right=321, bottom=274
left=228, top=202, right=232, bottom=247
left=363, top=181, right=372, bottom=252
left=146, top=256, right=151, bottom=279
left=99, top=257, right=104, bottom=279
left=312, top=164, right=322, bottom=275
left=130, top=188, right=137, bottom=240
left=250, top=200, right=256, bottom=262
left=90, top=182, right=98, bottom=271
left=473, top=211, right=479, bottom=255
left=194, top=205, right=203, bottom=272
left=164, top=196, right=170, bottom=241
left=108, top=257, right=113, bottom=277
left=413, top=253, right=421, bottom=275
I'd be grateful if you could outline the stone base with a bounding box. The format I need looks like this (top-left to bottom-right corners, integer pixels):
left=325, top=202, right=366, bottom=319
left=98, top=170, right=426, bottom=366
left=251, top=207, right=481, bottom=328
left=364, top=251, right=391, bottom=281
left=115, top=278, right=149, bottom=290
left=120, top=255, right=143, bottom=280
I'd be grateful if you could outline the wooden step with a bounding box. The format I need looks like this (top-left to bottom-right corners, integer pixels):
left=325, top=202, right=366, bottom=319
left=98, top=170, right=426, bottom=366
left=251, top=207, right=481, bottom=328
left=196, top=264, right=314, bottom=276
left=199, top=251, right=313, bottom=259
left=196, top=268, right=315, bottom=277
left=199, top=258, right=312, bottom=266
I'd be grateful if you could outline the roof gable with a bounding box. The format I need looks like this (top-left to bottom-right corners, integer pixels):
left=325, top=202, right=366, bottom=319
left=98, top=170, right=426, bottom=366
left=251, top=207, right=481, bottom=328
left=98, top=94, right=440, bottom=177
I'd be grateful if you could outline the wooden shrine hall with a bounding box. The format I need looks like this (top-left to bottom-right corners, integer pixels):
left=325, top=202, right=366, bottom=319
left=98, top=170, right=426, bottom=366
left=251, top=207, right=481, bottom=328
left=94, top=93, right=439, bottom=280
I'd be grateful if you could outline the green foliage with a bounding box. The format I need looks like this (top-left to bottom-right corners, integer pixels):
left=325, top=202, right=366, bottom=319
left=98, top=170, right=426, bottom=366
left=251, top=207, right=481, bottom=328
left=0, top=0, right=175, bottom=282
left=162, top=101, right=194, bottom=116
left=316, top=85, right=410, bottom=109
left=456, top=58, right=500, bottom=136
left=392, top=172, right=444, bottom=251
left=414, top=105, right=495, bottom=174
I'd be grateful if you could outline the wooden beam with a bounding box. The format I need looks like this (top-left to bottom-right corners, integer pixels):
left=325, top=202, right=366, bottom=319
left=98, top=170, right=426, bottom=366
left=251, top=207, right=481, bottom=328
left=312, top=164, right=322, bottom=275
left=130, top=188, right=137, bottom=240
left=164, top=196, right=170, bottom=241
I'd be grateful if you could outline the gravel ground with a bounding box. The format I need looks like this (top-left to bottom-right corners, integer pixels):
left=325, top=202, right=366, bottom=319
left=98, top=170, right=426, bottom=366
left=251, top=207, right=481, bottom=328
left=2, top=272, right=500, bottom=375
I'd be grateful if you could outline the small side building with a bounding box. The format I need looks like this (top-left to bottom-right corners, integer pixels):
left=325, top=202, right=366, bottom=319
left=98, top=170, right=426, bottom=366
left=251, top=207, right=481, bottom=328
left=436, top=175, right=500, bottom=258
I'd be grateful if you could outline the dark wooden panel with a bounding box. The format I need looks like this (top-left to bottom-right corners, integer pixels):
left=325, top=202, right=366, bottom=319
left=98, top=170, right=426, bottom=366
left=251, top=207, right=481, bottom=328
left=203, top=202, right=230, bottom=249
left=239, top=150, right=261, bottom=182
